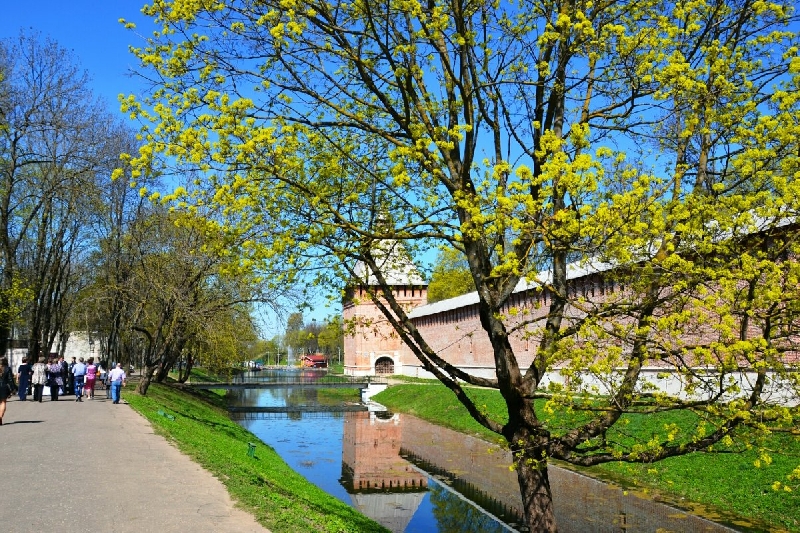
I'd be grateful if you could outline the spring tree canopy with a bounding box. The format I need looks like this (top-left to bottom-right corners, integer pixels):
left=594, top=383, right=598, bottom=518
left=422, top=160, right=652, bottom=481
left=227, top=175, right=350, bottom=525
left=119, top=0, right=800, bottom=530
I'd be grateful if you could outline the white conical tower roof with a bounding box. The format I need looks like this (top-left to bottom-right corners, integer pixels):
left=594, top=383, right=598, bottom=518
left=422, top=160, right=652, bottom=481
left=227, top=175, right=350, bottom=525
left=352, top=240, right=426, bottom=286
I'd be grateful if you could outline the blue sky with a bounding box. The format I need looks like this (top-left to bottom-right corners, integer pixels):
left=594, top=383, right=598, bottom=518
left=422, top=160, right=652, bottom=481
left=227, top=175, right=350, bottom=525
left=1, top=1, right=151, bottom=113
left=1, top=2, right=341, bottom=335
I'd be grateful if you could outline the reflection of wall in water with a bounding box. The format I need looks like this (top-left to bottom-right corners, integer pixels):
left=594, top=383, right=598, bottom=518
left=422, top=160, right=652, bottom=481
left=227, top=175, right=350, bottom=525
left=400, top=415, right=737, bottom=533
left=341, top=411, right=428, bottom=533
left=399, top=414, right=523, bottom=518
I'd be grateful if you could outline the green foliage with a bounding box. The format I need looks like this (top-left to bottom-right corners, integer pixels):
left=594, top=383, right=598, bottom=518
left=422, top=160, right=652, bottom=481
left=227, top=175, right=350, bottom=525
left=283, top=312, right=308, bottom=354
left=282, top=313, right=342, bottom=357
left=121, top=207, right=266, bottom=380
left=125, top=383, right=388, bottom=533
left=0, top=31, right=134, bottom=358
left=197, top=307, right=259, bottom=374
left=427, top=246, right=476, bottom=303
left=601, top=441, right=800, bottom=532
left=374, top=384, right=506, bottom=441
left=123, top=0, right=800, bottom=527
left=316, top=386, right=360, bottom=404
left=374, top=384, right=800, bottom=531
left=170, top=366, right=230, bottom=385
left=316, top=315, right=344, bottom=357
left=240, top=338, right=279, bottom=365
left=0, top=276, right=33, bottom=326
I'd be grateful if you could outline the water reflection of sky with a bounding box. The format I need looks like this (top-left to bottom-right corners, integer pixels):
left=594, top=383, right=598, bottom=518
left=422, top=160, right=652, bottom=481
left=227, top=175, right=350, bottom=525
left=242, top=408, right=353, bottom=505
left=294, top=425, right=351, bottom=500
left=406, top=480, right=514, bottom=533
left=233, top=386, right=515, bottom=533
left=229, top=373, right=740, bottom=533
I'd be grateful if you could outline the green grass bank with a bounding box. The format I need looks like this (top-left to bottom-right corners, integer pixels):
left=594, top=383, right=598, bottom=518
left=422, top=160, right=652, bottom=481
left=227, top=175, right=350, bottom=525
left=125, top=382, right=389, bottom=533
left=123, top=371, right=798, bottom=532
left=372, top=382, right=800, bottom=532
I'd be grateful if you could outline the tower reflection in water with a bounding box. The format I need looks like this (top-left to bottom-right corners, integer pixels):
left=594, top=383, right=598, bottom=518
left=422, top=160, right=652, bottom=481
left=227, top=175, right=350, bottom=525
left=230, top=372, right=739, bottom=533
left=340, top=411, right=428, bottom=533
left=339, top=410, right=740, bottom=533
left=340, top=410, right=521, bottom=533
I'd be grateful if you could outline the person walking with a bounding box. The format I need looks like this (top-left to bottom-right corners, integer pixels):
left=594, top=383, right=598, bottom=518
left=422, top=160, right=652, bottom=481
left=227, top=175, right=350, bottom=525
left=16, top=356, right=32, bottom=401
left=67, top=357, right=77, bottom=396
left=46, top=358, right=63, bottom=401
left=84, top=357, right=98, bottom=399
left=108, top=362, right=127, bottom=404
left=97, top=361, right=107, bottom=390
left=31, top=356, right=47, bottom=402
left=72, top=357, right=87, bottom=402
left=58, top=356, right=69, bottom=396
left=0, top=356, right=16, bottom=425
left=101, top=362, right=112, bottom=399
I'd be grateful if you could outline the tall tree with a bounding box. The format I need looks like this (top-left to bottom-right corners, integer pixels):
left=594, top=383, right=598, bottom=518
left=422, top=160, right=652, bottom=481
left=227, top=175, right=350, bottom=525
left=177, top=303, right=258, bottom=379
left=122, top=1, right=800, bottom=530
left=82, top=124, right=151, bottom=368
left=119, top=206, right=268, bottom=394
left=0, top=31, right=132, bottom=358
left=283, top=312, right=307, bottom=356
left=317, top=315, right=344, bottom=360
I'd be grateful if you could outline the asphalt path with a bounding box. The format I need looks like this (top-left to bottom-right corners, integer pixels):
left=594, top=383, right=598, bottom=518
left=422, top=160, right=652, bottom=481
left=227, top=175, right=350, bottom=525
left=0, top=389, right=270, bottom=533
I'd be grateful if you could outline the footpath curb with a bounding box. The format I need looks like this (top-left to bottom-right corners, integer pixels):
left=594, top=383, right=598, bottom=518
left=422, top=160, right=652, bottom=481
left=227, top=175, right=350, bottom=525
left=1, top=392, right=270, bottom=533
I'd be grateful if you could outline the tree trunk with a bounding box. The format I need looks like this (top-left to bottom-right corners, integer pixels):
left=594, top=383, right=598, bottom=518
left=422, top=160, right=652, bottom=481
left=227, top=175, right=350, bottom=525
left=136, top=363, right=158, bottom=395
left=507, top=415, right=558, bottom=531
left=177, top=354, right=194, bottom=383
left=155, top=361, right=170, bottom=382
left=0, top=322, right=9, bottom=358
left=516, top=453, right=558, bottom=532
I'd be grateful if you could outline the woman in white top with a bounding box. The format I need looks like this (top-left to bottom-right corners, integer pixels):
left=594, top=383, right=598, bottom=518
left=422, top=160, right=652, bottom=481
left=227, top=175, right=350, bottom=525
left=31, top=356, right=47, bottom=402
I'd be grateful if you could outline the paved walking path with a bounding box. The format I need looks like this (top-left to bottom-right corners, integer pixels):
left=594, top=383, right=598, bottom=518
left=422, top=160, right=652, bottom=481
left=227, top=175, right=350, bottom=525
left=1, top=391, right=270, bottom=533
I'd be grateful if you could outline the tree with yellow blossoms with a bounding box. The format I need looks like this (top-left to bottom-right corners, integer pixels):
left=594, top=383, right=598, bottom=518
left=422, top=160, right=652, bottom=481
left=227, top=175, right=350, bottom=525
left=120, top=0, right=800, bottom=530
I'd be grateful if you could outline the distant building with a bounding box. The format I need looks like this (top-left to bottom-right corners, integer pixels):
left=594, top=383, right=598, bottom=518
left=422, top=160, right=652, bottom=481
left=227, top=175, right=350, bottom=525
left=301, top=353, right=328, bottom=368
left=5, top=332, right=97, bottom=369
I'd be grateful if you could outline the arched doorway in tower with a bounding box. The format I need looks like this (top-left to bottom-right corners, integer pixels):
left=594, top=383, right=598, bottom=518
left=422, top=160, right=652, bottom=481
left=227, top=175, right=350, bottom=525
left=374, top=356, right=395, bottom=375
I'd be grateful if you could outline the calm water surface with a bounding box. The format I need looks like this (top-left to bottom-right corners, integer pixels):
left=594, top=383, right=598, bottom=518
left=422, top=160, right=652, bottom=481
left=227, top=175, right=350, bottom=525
left=228, top=371, right=742, bottom=533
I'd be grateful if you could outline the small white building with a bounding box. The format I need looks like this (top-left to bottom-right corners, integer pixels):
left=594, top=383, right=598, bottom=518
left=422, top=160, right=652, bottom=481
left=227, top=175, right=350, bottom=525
left=5, top=331, right=99, bottom=369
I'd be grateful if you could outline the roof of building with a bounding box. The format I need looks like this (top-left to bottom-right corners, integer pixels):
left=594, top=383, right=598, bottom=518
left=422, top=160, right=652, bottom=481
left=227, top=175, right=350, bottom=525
left=409, top=258, right=615, bottom=319
left=352, top=239, right=426, bottom=286
left=402, top=213, right=797, bottom=319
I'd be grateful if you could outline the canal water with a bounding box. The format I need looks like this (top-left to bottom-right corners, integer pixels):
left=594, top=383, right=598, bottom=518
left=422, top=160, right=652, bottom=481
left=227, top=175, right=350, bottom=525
left=228, top=370, right=742, bottom=533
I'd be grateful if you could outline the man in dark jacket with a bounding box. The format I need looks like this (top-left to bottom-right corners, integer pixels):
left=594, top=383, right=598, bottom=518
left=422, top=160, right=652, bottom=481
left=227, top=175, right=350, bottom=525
left=67, top=357, right=76, bottom=395
left=59, top=357, right=69, bottom=396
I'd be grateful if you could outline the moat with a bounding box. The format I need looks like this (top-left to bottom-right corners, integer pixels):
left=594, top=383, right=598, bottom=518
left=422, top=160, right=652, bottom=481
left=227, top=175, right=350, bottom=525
left=227, top=370, right=742, bottom=532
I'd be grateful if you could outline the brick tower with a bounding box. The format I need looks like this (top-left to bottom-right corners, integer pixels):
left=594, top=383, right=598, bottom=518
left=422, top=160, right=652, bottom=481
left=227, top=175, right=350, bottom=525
left=342, top=240, right=427, bottom=376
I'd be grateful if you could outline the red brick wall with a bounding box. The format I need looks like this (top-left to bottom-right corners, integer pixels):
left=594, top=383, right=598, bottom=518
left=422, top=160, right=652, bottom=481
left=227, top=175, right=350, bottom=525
left=408, top=278, right=799, bottom=379
left=346, top=269, right=799, bottom=389
left=406, top=276, right=620, bottom=376
left=344, top=285, right=427, bottom=376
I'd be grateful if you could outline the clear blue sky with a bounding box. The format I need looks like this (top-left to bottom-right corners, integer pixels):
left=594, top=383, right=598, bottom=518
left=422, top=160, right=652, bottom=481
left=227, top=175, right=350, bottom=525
left=1, top=1, right=151, bottom=113
left=1, top=2, right=367, bottom=336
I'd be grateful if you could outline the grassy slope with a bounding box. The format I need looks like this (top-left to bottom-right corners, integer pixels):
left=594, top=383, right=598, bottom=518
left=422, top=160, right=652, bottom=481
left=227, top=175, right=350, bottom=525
left=125, top=382, right=389, bottom=533
left=373, top=383, right=800, bottom=532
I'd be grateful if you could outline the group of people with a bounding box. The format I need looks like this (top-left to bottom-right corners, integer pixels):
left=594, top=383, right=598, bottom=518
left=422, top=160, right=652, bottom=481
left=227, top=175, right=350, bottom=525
left=24, top=355, right=105, bottom=402
left=0, top=355, right=128, bottom=425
